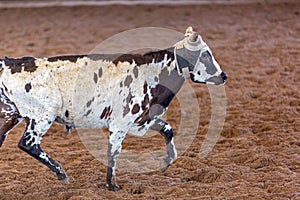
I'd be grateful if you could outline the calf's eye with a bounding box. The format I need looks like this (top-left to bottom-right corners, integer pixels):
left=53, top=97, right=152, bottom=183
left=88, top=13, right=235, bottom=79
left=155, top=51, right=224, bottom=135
left=201, top=51, right=210, bottom=59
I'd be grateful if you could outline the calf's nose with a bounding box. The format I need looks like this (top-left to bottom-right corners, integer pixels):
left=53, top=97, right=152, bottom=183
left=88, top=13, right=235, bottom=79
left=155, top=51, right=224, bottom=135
left=221, top=72, right=227, bottom=82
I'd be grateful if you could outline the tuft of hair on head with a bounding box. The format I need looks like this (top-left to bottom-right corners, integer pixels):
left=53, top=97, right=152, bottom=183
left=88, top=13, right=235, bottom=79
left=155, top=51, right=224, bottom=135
left=185, top=26, right=194, bottom=37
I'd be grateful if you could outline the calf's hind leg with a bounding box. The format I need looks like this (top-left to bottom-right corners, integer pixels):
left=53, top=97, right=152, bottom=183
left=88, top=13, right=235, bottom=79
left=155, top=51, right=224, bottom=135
left=106, top=128, right=127, bottom=191
left=0, top=94, right=22, bottom=147
left=0, top=116, right=21, bottom=147
left=18, top=117, right=69, bottom=184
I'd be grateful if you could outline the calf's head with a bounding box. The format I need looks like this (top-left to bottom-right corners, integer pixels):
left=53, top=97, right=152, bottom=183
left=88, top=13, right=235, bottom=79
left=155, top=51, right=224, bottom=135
left=175, top=27, right=227, bottom=85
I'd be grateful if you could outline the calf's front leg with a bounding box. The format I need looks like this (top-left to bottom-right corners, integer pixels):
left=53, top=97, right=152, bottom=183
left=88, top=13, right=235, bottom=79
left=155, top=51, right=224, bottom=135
left=150, top=119, right=177, bottom=171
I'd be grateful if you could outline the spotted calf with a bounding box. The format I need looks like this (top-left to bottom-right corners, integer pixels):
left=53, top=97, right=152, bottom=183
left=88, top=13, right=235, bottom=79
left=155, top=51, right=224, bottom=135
left=0, top=27, right=227, bottom=191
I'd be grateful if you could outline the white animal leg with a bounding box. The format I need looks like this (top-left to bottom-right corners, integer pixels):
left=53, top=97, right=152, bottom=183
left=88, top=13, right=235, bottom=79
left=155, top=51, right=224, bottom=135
left=106, top=128, right=126, bottom=191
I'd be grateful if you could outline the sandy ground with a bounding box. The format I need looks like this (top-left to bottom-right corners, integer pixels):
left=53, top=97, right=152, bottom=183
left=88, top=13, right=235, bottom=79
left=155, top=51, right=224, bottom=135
left=0, top=2, right=299, bottom=199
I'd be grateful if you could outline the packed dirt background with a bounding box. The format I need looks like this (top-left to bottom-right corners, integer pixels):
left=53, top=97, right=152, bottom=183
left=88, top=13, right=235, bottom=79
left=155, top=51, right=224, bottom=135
left=0, top=1, right=299, bottom=199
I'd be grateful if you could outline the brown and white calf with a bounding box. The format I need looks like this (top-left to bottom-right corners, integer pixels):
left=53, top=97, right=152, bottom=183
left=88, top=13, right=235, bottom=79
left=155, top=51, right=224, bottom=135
left=0, top=27, right=226, bottom=191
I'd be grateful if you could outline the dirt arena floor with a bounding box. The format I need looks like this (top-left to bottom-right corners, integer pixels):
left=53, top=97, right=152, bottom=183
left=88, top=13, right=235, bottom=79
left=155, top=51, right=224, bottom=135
left=0, top=1, right=299, bottom=199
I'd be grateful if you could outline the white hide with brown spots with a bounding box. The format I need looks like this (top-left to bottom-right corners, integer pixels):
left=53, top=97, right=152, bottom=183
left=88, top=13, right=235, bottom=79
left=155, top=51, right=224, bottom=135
left=0, top=27, right=227, bottom=191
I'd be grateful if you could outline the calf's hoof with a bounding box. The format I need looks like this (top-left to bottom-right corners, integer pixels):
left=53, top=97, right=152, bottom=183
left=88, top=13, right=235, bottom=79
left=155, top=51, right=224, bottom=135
left=107, top=183, right=121, bottom=191
left=60, top=177, right=70, bottom=184
left=161, top=156, right=175, bottom=172
left=58, top=173, right=70, bottom=184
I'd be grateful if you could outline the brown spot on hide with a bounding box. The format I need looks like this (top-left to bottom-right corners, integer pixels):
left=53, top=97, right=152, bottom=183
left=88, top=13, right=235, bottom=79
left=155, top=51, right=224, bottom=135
left=112, top=49, right=173, bottom=66
left=93, top=72, right=98, bottom=84
left=132, top=104, right=140, bottom=114
left=143, top=81, right=148, bottom=94
left=100, top=106, right=112, bottom=119
left=124, top=75, right=133, bottom=87
left=133, top=66, right=138, bottom=78
left=47, top=55, right=86, bottom=63
left=126, top=91, right=134, bottom=104
left=65, top=110, right=69, bottom=118
left=86, top=97, right=94, bottom=108
left=98, top=68, right=103, bottom=78
left=25, top=83, right=32, bottom=93
left=100, top=107, right=108, bottom=119
left=142, top=94, right=149, bottom=110
left=2, top=84, right=8, bottom=93
left=134, top=109, right=151, bottom=126
left=5, top=57, right=38, bottom=74
left=123, top=104, right=130, bottom=117
left=84, top=109, right=92, bottom=116
left=135, top=83, right=178, bottom=127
